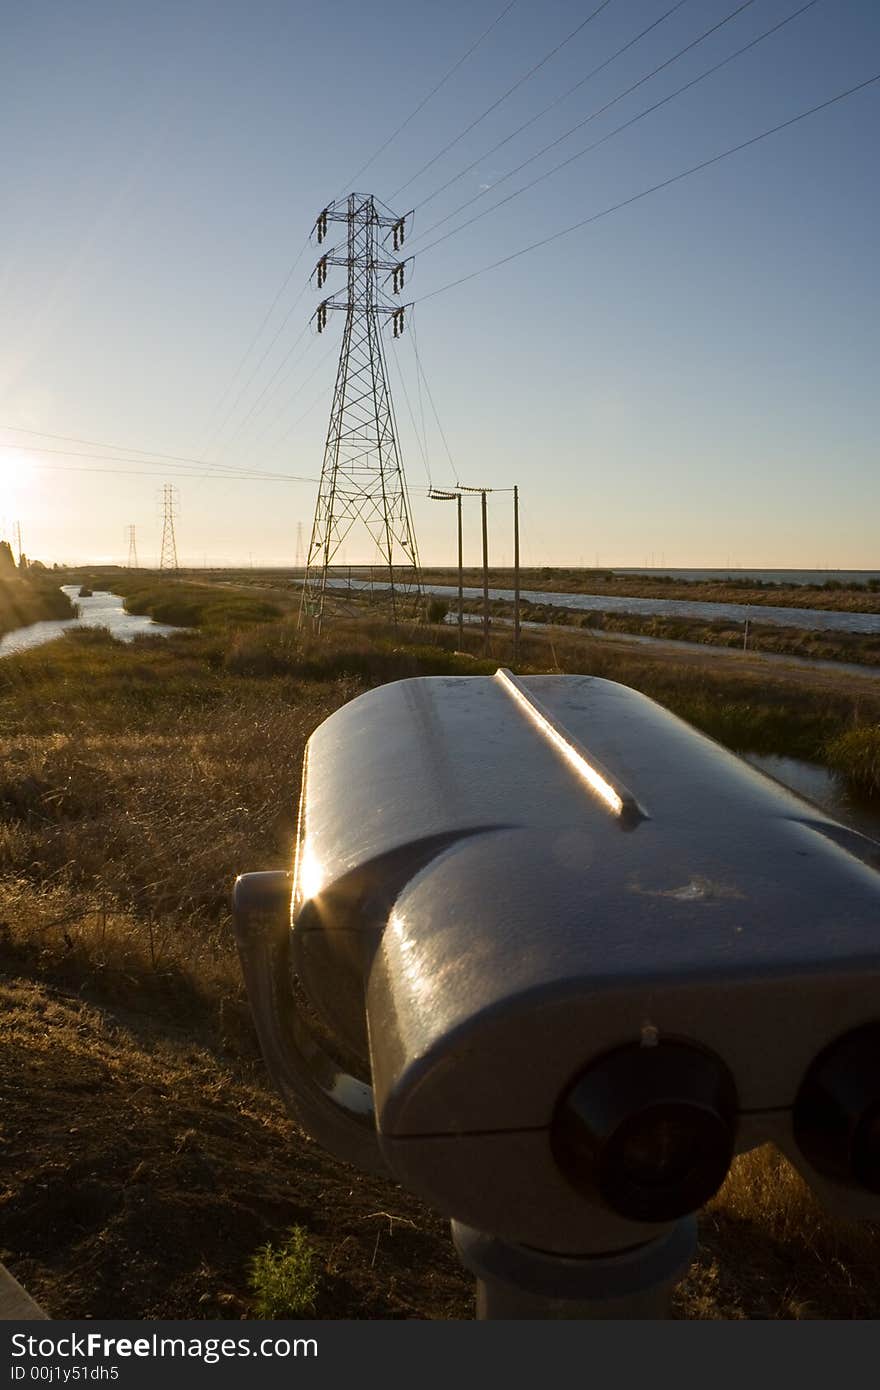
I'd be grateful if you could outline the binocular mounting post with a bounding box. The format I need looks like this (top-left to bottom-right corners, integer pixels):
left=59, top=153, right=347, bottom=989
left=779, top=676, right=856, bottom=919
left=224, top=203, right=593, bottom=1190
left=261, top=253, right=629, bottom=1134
left=452, top=1219, right=697, bottom=1320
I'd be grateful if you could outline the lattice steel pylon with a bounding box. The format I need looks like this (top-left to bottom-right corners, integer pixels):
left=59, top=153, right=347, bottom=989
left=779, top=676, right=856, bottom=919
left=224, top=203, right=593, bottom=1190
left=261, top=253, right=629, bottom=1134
left=299, top=194, right=420, bottom=632
left=126, top=525, right=139, bottom=569
left=159, top=485, right=179, bottom=571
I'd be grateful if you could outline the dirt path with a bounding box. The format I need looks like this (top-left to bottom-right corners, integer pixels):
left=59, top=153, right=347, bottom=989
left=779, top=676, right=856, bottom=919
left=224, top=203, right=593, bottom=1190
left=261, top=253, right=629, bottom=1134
left=484, top=618, right=880, bottom=708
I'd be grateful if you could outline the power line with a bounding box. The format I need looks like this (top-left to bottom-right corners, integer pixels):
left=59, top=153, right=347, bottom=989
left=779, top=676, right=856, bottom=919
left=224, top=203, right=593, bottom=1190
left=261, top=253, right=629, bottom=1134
left=415, top=0, right=822, bottom=260
left=197, top=2, right=751, bottom=471
left=3, top=438, right=310, bottom=482
left=412, top=0, right=763, bottom=252
left=5, top=437, right=318, bottom=483
left=241, top=337, right=340, bottom=456
left=413, top=0, right=692, bottom=215
left=388, top=341, right=432, bottom=489
left=409, top=311, right=430, bottom=486
left=18, top=457, right=497, bottom=500
left=430, top=483, right=516, bottom=494
left=390, top=0, right=618, bottom=199
left=338, top=0, right=520, bottom=196
left=0, top=424, right=286, bottom=474
left=209, top=319, right=314, bottom=462
left=415, top=70, right=880, bottom=306
left=23, top=460, right=318, bottom=483
left=202, top=0, right=777, bottom=475
left=195, top=236, right=311, bottom=455
left=260, top=381, right=336, bottom=459
left=409, top=310, right=459, bottom=486
left=5, top=430, right=468, bottom=493
left=204, top=282, right=312, bottom=461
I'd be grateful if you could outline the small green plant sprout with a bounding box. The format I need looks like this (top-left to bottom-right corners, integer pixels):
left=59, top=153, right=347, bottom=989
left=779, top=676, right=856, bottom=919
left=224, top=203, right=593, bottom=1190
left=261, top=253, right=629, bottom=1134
left=248, top=1226, right=320, bottom=1318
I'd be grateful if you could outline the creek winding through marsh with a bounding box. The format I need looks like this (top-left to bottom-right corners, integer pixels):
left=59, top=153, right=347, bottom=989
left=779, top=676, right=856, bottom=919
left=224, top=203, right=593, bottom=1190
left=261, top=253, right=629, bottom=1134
left=0, top=586, right=179, bottom=658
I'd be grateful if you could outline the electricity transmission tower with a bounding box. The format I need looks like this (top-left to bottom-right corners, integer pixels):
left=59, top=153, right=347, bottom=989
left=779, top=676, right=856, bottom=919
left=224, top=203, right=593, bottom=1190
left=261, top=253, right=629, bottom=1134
left=159, top=486, right=179, bottom=571
left=294, top=521, right=305, bottom=569
left=126, top=525, right=139, bottom=569
left=299, top=194, right=420, bottom=631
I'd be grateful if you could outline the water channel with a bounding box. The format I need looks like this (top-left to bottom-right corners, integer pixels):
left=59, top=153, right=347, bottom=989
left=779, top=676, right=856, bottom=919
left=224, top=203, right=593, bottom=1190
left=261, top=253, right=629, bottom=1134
left=328, top=577, right=880, bottom=635
left=0, top=586, right=180, bottom=658
left=742, top=754, right=880, bottom=841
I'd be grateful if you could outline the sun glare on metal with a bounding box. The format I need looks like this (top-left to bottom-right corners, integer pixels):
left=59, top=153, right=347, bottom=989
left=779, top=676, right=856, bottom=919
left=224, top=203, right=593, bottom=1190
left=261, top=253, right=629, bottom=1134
left=297, top=838, right=325, bottom=901
left=494, top=668, right=626, bottom=818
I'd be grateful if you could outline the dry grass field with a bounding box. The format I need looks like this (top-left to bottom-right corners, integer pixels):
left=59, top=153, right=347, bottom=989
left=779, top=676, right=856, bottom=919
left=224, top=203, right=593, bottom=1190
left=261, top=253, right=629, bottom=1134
left=1, top=604, right=879, bottom=1318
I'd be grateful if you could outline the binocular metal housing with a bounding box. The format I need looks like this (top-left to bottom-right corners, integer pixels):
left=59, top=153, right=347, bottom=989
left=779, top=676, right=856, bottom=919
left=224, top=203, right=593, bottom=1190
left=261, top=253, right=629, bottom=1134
left=234, top=671, right=880, bottom=1264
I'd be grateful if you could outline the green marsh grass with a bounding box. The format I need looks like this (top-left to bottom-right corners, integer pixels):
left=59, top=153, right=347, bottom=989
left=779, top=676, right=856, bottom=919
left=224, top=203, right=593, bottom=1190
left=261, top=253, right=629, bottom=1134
left=118, top=580, right=282, bottom=630
left=0, top=572, right=74, bottom=637
left=824, top=725, right=880, bottom=797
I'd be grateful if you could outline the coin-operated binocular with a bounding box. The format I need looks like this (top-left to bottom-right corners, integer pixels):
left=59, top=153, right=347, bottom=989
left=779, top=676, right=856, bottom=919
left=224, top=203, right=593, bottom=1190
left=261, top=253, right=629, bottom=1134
left=234, top=671, right=880, bottom=1318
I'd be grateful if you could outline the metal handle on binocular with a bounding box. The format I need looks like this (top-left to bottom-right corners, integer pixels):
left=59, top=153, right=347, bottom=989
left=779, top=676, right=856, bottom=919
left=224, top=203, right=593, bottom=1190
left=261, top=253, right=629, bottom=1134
left=232, top=869, right=388, bottom=1176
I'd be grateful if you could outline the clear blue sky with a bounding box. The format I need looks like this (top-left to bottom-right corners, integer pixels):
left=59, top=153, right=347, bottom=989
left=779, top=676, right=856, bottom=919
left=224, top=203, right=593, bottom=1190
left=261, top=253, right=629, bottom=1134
left=1, top=0, right=878, bottom=568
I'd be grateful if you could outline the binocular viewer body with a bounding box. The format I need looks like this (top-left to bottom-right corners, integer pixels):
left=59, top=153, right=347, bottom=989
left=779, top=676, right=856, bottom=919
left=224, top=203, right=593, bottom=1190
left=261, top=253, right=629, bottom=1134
left=234, top=671, right=880, bottom=1263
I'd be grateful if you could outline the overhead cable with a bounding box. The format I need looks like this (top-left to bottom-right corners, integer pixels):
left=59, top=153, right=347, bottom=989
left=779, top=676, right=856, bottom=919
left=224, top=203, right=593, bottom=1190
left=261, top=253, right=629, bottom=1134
left=409, top=310, right=459, bottom=486
left=412, top=0, right=763, bottom=250
left=338, top=0, right=520, bottom=196
left=23, top=459, right=318, bottom=484
left=413, top=0, right=693, bottom=214
left=414, top=0, right=823, bottom=258
left=3, top=433, right=302, bottom=480
left=415, top=71, right=880, bottom=305
left=391, top=0, right=618, bottom=198
left=197, top=236, right=311, bottom=454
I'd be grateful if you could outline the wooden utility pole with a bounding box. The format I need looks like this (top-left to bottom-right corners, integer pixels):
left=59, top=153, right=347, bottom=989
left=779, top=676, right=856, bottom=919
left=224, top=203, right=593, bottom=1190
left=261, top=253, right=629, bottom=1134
left=456, top=493, right=464, bottom=647
left=429, top=488, right=465, bottom=645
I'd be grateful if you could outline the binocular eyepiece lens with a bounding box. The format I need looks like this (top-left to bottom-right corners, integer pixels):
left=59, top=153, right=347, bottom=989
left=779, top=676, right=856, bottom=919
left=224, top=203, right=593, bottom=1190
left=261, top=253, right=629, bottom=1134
left=793, top=1023, right=880, bottom=1192
left=618, top=1111, right=707, bottom=1190
left=552, top=1041, right=737, bottom=1223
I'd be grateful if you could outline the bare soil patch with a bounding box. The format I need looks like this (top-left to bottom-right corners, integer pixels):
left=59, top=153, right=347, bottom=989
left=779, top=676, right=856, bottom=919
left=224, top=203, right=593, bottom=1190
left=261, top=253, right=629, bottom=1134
left=0, top=974, right=471, bottom=1320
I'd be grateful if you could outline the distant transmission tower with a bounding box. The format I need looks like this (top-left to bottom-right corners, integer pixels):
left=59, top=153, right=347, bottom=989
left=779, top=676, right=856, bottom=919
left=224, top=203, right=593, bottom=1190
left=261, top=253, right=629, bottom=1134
left=14, top=521, right=23, bottom=567
left=126, top=525, right=139, bottom=569
left=159, top=485, right=179, bottom=571
left=294, top=521, right=305, bottom=569
left=300, top=194, right=420, bottom=631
